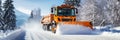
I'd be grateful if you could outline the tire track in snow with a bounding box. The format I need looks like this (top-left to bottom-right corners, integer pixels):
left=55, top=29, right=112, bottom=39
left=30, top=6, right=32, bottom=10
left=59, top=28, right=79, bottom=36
left=33, top=32, right=50, bottom=40
left=30, top=32, right=47, bottom=40
left=37, top=31, right=72, bottom=40
left=25, top=28, right=71, bottom=40
left=25, top=31, right=34, bottom=40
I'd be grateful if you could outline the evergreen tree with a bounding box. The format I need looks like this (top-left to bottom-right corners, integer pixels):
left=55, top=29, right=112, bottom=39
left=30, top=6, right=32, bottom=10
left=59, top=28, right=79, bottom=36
left=0, top=0, right=2, bottom=16
left=29, top=8, right=41, bottom=22
left=0, top=0, right=4, bottom=30
left=30, top=10, right=33, bottom=19
left=3, top=0, right=16, bottom=30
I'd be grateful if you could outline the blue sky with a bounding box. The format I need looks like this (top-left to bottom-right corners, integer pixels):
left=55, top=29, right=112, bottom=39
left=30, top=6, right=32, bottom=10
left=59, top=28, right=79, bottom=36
left=2, top=0, right=83, bottom=16
left=12, top=0, right=64, bottom=15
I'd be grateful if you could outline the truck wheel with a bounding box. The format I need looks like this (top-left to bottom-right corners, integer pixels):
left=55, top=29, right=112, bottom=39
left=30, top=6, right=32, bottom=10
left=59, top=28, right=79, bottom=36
left=43, top=24, right=51, bottom=31
left=42, top=24, right=47, bottom=31
left=47, top=24, right=51, bottom=31
left=47, top=25, right=53, bottom=31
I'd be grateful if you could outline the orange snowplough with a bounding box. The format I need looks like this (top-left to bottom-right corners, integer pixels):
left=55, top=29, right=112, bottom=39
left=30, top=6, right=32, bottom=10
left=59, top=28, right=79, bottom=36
left=41, top=4, right=93, bottom=33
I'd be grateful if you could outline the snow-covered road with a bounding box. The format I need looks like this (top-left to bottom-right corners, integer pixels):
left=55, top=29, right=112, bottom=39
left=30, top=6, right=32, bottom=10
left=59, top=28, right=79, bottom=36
left=25, top=28, right=120, bottom=40
left=1, top=28, right=120, bottom=40
left=25, top=29, right=71, bottom=40
left=1, top=21, right=120, bottom=40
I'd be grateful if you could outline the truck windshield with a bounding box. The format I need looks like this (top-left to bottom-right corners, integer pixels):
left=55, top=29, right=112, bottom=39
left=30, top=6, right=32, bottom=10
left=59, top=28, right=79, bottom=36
left=57, top=8, right=75, bottom=16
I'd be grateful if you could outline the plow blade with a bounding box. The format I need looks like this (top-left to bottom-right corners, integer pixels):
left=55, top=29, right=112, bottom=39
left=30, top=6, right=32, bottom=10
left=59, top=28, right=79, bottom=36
left=55, top=22, right=93, bottom=34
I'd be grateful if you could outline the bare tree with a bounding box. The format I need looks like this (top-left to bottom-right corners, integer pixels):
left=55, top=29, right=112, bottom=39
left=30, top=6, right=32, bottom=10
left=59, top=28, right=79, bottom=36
left=77, top=0, right=120, bottom=26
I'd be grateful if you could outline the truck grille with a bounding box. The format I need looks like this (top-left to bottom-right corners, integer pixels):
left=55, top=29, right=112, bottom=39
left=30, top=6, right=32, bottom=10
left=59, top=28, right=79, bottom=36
left=62, top=18, right=72, bottom=21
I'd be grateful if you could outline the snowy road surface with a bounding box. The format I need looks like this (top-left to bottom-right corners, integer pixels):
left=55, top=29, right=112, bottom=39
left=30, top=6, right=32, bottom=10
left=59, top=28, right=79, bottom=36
left=0, top=21, right=120, bottom=40
left=1, top=29, right=120, bottom=40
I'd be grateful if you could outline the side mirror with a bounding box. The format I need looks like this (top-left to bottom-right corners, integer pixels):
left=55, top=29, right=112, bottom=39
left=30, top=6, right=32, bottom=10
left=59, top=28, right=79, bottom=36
left=51, top=8, right=53, bottom=13
left=75, top=8, right=78, bottom=14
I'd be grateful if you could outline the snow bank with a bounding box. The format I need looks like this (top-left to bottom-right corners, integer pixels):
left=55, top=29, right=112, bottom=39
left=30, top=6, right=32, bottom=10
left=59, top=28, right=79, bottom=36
left=0, top=30, right=7, bottom=38
left=94, top=25, right=120, bottom=36
left=0, top=30, right=16, bottom=39
left=113, top=26, right=120, bottom=30
left=56, top=24, right=92, bottom=35
left=0, top=29, right=23, bottom=40
left=102, top=32, right=120, bottom=36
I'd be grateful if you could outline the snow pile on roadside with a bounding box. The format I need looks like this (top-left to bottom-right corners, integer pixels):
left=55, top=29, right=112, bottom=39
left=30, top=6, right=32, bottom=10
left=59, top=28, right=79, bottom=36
left=0, top=30, right=7, bottom=38
left=56, top=24, right=92, bottom=35
left=102, top=26, right=120, bottom=36
left=102, top=32, right=120, bottom=36
left=113, top=26, right=120, bottom=30
left=0, top=30, right=15, bottom=39
left=0, top=29, right=22, bottom=39
left=94, top=25, right=120, bottom=36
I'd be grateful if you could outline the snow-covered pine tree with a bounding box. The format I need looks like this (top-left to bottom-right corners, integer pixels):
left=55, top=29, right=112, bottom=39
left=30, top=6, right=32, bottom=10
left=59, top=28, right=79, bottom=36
left=28, top=10, right=34, bottom=21
left=30, top=10, right=33, bottom=19
left=0, top=0, right=2, bottom=16
left=29, top=8, right=41, bottom=22
left=0, top=0, right=4, bottom=30
left=0, top=0, right=2, bottom=29
left=3, top=0, right=16, bottom=30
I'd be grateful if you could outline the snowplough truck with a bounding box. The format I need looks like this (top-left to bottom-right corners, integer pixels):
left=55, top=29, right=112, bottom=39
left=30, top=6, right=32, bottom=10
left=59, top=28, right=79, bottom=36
left=41, top=4, right=93, bottom=34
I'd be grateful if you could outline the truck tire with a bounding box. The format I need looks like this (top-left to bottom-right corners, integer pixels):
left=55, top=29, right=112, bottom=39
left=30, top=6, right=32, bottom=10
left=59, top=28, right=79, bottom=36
left=47, top=24, right=51, bottom=31
left=42, top=24, right=47, bottom=31
left=43, top=24, right=51, bottom=31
